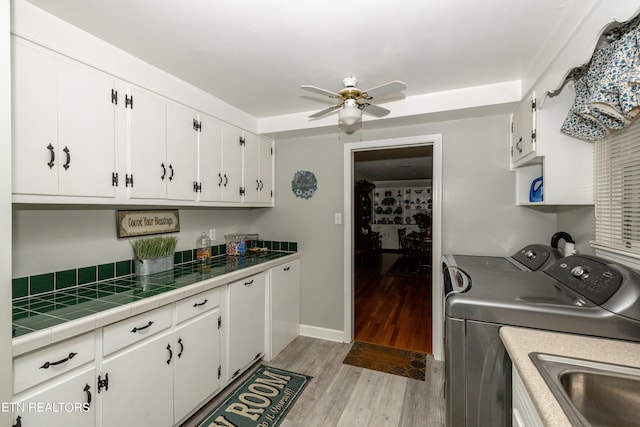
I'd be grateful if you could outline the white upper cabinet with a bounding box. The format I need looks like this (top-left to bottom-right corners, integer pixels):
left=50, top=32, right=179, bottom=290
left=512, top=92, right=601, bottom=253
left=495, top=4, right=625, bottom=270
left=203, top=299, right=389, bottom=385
left=243, top=132, right=274, bottom=204
left=125, top=85, right=167, bottom=199
left=511, top=88, right=593, bottom=205
left=12, top=37, right=116, bottom=198
left=220, top=124, right=244, bottom=203
left=166, top=101, right=197, bottom=201
left=197, top=114, right=224, bottom=202
left=11, top=36, right=275, bottom=208
left=126, top=90, right=197, bottom=201
left=510, top=92, right=536, bottom=166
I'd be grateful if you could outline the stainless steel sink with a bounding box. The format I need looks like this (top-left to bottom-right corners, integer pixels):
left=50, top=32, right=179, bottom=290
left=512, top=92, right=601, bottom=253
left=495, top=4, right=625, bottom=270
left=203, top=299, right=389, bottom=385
left=529, top=352, right=640, bottom=426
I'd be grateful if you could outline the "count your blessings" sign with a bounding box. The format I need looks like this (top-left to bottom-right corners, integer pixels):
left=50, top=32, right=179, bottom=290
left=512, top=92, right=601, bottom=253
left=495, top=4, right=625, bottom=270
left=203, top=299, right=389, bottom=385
left=116, top=209, right=180, bottom=238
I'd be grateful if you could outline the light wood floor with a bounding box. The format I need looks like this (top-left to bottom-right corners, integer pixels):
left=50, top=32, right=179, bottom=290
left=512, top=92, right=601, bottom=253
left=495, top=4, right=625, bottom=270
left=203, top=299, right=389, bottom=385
left=182, top=336, right=445, bottom=427
left=354, top=252, right=433, bottom=353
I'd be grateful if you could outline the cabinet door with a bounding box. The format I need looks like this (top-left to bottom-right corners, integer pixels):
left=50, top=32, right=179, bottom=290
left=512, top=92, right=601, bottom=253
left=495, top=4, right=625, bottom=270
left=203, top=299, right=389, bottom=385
left=228, top=273, right=266, bottom=378
left=126, top=86, right=167, bottom=199
left=166, top=101, right=196, bottom=201
left=13, top=367, right=96, bottom=427
left=57, top=59, right=116, bottom=198
left=269, top=260, right=300, bottom=358
left=259, top=136, right=274, bottom=203
left=174, top=309, right=220, bottom=424
left=511, top=92, right=536, bottom=165
left=12, top=37, right=59, bottom=195
left=100, top=330, right=173, bottom=427
left=242, top=131, right=260, bottom=203
left=198, top=114, right=223, bottom=202
left=221, top=124, right=243, bottom=202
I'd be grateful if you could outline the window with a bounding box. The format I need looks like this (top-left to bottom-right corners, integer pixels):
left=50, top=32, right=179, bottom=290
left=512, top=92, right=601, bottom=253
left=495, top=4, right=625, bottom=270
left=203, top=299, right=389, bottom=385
left=594, top=119, right=640, bottom=261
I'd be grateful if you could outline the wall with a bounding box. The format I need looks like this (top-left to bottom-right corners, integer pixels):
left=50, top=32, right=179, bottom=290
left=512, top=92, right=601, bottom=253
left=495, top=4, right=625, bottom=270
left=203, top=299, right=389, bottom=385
left=251, top=115, right=558, bottom=333
left=12, top=207, right=256, bottom=277
left=1, top=0, right=13, bottom=422
left=251, top=136, right=345, bottom=331
left=556, top=205, right=596, bottom=256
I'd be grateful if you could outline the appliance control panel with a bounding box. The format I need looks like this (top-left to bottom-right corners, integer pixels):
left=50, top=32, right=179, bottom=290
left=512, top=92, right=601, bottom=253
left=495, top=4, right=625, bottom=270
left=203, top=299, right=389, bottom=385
left=544, top=256, right=623, bottom=305
left=512, top=244, right=551, bottom=271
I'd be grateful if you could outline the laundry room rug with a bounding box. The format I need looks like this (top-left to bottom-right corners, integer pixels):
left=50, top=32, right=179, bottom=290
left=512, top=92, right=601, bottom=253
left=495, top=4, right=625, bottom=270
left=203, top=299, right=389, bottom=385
left=343, top=341, right=427, bottom=381
left=196, top=365, right=311, bottom=427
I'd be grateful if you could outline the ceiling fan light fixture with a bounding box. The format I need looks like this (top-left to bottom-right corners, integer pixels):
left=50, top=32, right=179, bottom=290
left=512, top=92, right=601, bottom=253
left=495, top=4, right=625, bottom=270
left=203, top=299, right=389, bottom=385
left=338, top=99, right=362, bottom=127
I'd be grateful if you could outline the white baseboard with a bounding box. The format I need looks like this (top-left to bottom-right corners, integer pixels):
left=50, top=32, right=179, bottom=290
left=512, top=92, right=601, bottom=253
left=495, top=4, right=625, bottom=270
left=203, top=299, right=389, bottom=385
left=299, top=324, right=346, bottom=343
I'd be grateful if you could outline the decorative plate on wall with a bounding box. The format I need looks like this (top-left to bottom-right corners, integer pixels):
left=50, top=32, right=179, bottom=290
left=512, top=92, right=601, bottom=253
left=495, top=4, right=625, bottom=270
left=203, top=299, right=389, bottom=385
left=291, top=170, right=318, bottom=199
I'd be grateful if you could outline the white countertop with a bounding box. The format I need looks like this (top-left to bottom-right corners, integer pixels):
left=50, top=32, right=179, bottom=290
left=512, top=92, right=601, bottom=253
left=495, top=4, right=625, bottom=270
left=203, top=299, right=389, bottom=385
left=500, top=327, right=640, bottom=427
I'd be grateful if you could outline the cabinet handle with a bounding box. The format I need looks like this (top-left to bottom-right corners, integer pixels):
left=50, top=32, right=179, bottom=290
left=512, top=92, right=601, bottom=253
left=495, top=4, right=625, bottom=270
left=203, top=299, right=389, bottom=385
left=39, top=352, right=77, bottom=369
left=83, top=383, right=92, bottom=408
left=284, top=266, right=290, bottom=271
left=161, top=163, right=166, bottom=180
left=193, top=299, right=208, bottom=307
left=130, top=321, right=153, bottom=333
left=63, top=146, right=71, bottom=170
left=166, top=344, right=173, bottom=365
left=259, top=180, right=264, bottom=190
left=12, top=415, right=21, bottom=427
left=516, top=137, right=523, bottom=154
left=256, top=179, right=260, bottom=190
left=169, top=164, right=174, bottom=181
left=177, top=337, right=184, bottom=358
left=224, top=174, right=228, bottom=187
left=46, top=143, right=55, bottom=169
left=244, top=279, right=254, bottom=286
left=218, top=173, right=223, bottom=187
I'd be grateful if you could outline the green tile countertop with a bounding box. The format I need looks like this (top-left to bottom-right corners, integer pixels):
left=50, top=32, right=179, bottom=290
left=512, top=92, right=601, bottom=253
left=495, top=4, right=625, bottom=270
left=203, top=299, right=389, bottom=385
left=12, top=251, right=299, bottom=356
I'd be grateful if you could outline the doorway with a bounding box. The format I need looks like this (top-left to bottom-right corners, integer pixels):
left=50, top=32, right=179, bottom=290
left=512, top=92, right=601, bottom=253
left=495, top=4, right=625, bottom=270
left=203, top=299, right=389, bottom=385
left=343, top=135, right=444, bottom=360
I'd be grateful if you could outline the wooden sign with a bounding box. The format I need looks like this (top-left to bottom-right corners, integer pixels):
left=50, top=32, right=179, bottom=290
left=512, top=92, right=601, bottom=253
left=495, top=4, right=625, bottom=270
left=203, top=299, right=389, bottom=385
left=116, top=209, right=180, bottom=238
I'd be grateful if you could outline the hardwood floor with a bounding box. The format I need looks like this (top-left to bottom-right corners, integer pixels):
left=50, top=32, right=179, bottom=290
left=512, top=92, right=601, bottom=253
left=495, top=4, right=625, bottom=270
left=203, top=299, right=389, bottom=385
left=354, top=252, right=433, bottom=353
left=181, top=336, right=445, bottom=427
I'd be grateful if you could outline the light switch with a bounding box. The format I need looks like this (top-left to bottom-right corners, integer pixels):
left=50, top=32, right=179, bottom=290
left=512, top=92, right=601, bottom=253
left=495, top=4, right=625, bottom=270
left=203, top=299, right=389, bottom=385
left=335, top=213, right=342, bottom=225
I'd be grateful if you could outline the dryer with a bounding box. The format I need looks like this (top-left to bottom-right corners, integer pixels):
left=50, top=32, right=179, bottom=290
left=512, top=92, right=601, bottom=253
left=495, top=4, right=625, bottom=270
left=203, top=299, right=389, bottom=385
left=444, top=255, right=640, bottom=427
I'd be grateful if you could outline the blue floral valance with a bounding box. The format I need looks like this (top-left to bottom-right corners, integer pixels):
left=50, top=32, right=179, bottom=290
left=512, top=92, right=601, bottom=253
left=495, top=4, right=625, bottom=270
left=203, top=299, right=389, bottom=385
left=561, top=16, right=640, bottom=142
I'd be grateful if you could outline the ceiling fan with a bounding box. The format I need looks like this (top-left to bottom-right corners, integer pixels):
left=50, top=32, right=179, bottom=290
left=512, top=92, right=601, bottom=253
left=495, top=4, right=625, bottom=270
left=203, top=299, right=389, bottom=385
left=301, top=76, right=406, bottom=132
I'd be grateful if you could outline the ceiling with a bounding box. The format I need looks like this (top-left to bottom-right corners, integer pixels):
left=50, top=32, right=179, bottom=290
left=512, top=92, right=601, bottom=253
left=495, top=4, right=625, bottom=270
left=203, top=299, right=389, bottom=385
left=355, top=146, right=432, bottom=181
left=23, top=0, right=574, bottom=125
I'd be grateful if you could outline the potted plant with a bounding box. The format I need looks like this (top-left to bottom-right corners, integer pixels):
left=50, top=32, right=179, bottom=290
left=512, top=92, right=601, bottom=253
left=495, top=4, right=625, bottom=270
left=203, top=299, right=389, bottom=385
left=413, top=212, right=432, bottom=235
left=131, top=235, right=178, bottom=276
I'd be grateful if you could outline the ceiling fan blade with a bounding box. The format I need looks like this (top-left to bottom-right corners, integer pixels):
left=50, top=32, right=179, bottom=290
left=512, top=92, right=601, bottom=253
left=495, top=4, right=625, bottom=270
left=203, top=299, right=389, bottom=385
left=360, top=103, right=390, bottom=118
left=308, top=103, right=343, bottom=119
left=301, top=85, right=342, bottom=99
left=363, top=81, right=407, bottom=99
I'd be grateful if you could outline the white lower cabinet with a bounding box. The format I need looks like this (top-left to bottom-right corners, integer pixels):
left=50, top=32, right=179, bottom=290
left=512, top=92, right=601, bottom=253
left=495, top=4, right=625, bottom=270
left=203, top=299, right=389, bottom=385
left=11, top=259, right=299, bottom=427
left=173, top=309, right=221, bottom=424
left=99, top=292, right=222, bottom=427
left=269, top=260, right=300, bottom=359
left=228, top=272, right=266, bottom=379
left=512, top=366, right=543, bottom=427
left=12, top=367, right=96, bottom=427
left=100, top=329, right=174, bottom=427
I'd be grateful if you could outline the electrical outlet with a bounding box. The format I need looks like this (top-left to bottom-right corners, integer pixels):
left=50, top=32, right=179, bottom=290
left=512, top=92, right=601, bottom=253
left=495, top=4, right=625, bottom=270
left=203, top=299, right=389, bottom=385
left=334, top=213, right=342, bottom=225
left=209, top=229, right=216, bottom=241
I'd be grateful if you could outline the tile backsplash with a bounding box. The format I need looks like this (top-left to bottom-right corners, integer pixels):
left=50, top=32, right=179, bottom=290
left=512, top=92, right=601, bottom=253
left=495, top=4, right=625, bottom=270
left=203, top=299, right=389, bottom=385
left=12, top=240, right=297, bottom=300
